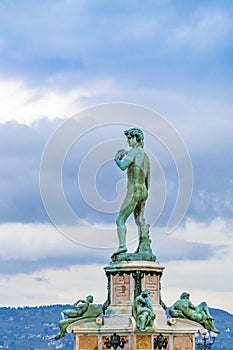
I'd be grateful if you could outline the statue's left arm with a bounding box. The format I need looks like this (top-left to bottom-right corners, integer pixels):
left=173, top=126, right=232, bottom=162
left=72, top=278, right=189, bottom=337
left=115, top=149, right=135, bottom=171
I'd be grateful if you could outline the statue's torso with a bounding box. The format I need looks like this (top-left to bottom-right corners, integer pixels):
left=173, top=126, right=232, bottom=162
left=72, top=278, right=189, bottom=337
left=127, top=148, right=150, bottom=201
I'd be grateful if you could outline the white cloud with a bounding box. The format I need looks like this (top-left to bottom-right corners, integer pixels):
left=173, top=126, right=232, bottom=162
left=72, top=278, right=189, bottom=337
left=1, top=258, right=232, bottom=312
left=0, top=264, right=107, bottom=307
left=0, top=78, right=76, bottom=124
left=0, top=220, right=232, bottom=313
left=1, top=74, right=233, bottom=159
left=159, top=218, right=233, bottom=312
left=0, top=223, right=77, bottom=260
left=0, top=222, right=140, bottom=261
left=172, top=218, right=233, bottom=258
left=0, top=219, right=232, bottom=260
left=0, top=77, right=116, bottom=124
left=169, top=8, right=231, bottom=50
left=162, top=257, right=233, bottom=312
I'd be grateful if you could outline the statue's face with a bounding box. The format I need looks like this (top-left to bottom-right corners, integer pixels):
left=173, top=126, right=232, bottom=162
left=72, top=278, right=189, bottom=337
left=142, top=290, right=150, bottom=297
left=87, top=296, right=93, bottom=303
left=127, top=135, right=138, bottom=147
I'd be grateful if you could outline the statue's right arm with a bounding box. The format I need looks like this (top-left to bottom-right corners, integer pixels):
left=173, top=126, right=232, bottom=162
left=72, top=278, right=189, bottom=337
left=73, top=299, right=86, bottom=308
left=189, top=302, right=196, bottom=310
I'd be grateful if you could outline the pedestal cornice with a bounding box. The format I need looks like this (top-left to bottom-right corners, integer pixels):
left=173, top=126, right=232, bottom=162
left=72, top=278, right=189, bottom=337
left=104, top=260, right=165, bottom=274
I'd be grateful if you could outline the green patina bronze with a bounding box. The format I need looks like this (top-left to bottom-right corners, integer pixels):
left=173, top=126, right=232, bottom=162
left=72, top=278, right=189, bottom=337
left=55, top=295, right=102, bottom=340
left=111, top=128, right=155, bottom=262
left=132, top=290, right=155, bottom=332
left=132, top=270, right=144, bottom=299
left=169, top=292, right=219, bottom=333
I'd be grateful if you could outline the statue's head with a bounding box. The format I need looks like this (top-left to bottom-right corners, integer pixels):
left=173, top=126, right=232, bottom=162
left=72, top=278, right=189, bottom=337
left=86, top=295, right=94, bottom=303
left=180, top=292, right=190, bottom=300
left=141, top=289, right=150, bottom=297
left=124, top=128, right=144, bottom=147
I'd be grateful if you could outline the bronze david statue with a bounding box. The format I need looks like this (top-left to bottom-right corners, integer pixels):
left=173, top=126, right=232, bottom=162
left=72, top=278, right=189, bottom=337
left=112, top=128, right=155, bottom=261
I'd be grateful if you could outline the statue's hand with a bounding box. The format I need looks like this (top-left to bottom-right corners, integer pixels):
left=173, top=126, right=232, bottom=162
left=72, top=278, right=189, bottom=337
left=116, top=149, right=128, bottom=160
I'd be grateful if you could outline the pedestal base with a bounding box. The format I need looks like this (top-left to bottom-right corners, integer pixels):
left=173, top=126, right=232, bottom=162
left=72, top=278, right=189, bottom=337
left=67, top=260, right=204, bottom=349
left=68, top=316, right=204, bottom=350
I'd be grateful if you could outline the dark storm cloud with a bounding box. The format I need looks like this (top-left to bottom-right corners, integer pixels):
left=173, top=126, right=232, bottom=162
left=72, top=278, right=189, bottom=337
left=0, top=255, right=108, bottom=275
left=0, top=118, right=232, bottom=225
left=0, top=119, right=62, bottom=222
left=0, top=0, right=232, bottom=94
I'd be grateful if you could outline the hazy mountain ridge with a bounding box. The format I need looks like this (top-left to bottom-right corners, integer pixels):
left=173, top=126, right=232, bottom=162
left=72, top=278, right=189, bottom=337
left=0, top=304, right=73, bottom=349
left=0, top=305, right=232, bottom=349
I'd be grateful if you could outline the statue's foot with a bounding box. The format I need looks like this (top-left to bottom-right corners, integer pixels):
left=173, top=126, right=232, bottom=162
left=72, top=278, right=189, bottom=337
left=210, top=327, right=220, bottom=334
left=111, top=246, right=127, bottom=258
left=55, top=333, right=64, bottom=340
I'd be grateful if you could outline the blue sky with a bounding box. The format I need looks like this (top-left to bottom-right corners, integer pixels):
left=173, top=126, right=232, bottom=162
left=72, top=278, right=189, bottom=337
left=0, top=0, right=233, bottom=312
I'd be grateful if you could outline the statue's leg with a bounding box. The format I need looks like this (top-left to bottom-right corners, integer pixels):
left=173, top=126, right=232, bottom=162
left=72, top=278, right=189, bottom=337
left=196, top=303, right=219, bottom=333
left=115, top=225, right=127, bottom=254
left=134, top=203, right=141, bottom=228
left=202, top=318, right=219, bottom=333
left=61, top=309, right=70, bottom=319
left=136, top=315, right=142, bottom=330
left=139, top=311, right=149, bottom=331
left=145, top=311, right=154, bottom=330
left=55, top=320, right=68, bottom=340
left=133, top=204, right=141, bottom=253
left=62, top=309, right=79, bottom=319
left=113, top=197, right=137, bottom=256
left=134, top=201, right=149, bottom=252
left=197, top=302, right=213, bottom=319
left=134, top=201, right=146, bottom=232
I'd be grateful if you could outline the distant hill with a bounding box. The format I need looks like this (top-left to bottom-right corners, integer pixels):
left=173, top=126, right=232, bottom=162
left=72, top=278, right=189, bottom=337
left=210, top=308, right=233, bottom=349
left=0, top=305, right=232, bottom=349
left=0, top=304, right=73, bottom=349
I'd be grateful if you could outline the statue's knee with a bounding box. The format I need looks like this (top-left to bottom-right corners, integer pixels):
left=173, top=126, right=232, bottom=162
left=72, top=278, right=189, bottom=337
left=199, top=302, right=207, bottom=308
left=116, top=217, right=124, bottom=227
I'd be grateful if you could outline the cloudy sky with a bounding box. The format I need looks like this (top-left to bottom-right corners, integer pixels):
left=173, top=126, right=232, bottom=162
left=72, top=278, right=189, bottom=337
left=1, top=0, right=233, bottom=314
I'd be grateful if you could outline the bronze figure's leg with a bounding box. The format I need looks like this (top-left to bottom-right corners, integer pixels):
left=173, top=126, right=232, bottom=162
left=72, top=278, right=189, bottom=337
left=113, top=196, right=138, bottom=256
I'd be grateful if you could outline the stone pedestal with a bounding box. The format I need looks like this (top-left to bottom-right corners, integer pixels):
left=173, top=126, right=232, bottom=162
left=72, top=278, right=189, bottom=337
left=103, top=261, right=165, bottom=326
left=67, top=260, right=204, bottom=349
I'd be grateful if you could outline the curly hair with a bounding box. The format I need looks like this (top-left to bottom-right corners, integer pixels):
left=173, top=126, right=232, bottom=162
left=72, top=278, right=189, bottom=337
left=124, top=128, right=144, bottom=146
